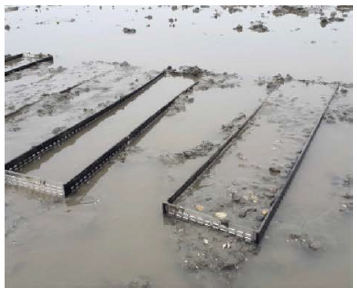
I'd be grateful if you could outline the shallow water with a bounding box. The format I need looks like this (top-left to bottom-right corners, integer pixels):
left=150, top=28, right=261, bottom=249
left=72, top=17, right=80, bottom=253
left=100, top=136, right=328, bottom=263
left=5, top=63, right=156, bottom=161
left=234, top=120, right=353, bottom=287
left=5, top=5, right=353, bottom=82
left=174, top=82, right=335, bottom=230
left=23, top=76, right=193, bottom=182
left=5, top=5, right=353, bottom=288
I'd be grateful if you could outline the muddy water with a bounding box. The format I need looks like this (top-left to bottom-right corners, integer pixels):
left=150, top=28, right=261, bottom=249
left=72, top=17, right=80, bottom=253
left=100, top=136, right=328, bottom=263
left=5, top=53, right=45, bottom=72
left=141, top=82, right=265, bottom=153
left=5, top=80, right=268, bottom=287
left=5, top=64, right=155, bottom=162
left=5, top=5, right=353, bottom=82
left=5, top=5, right=353, bottom=288
left=5, top=60, right=114, bottom=115
left=174, top=82, right=335, bottom=230
left=234, top=121, right=353, bottom=287
left=23, top=77, right=193, bottom=182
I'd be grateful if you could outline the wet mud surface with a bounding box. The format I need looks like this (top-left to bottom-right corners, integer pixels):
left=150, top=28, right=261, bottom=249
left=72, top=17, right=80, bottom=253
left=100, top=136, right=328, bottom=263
left=173, top=82, right=335, bottom=230
left=5, top=5, right=352, bottom=288
left=5, top=61, right=159, bottom=162
left=21, top=76, right=193, bottom=182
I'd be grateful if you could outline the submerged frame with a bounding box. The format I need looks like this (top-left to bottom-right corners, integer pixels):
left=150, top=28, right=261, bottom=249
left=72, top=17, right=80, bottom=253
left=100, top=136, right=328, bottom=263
left=163, top=84, right=340, bottom=244
left=6, top=70, right=195, bottom=197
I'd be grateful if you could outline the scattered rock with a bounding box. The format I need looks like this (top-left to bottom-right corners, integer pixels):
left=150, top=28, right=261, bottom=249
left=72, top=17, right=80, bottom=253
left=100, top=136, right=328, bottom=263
left=261, top=209, right=269, bottom=215
left=249, top=21, right=269, bottom=33
left=195, top=205, right=204, bottom=212
left=222, top=243, right=231, bottom=249
left=123, top=27, right=136, bottom=34
left=5, top=24, right=10, bottom=31
left=269, top=167, right=281, bottom=175
left=214, top=212, right=227, bottom=220
left=145, top=15, right=153, bottom=20
left=233, top=24, right=243, bottom=32
left=239, top=207, right=256, bottom=218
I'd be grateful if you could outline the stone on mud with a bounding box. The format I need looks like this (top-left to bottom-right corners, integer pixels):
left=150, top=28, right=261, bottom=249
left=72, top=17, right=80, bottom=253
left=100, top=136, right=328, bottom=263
left=214, top=212, right=227, bottom=220
left=269, top=167, right=281, bottom=175
left=233, top=24, right=243, bottom=32
left=123, top=27, right=136, bottom=34
left=249, top=21, right=268, bottom=33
